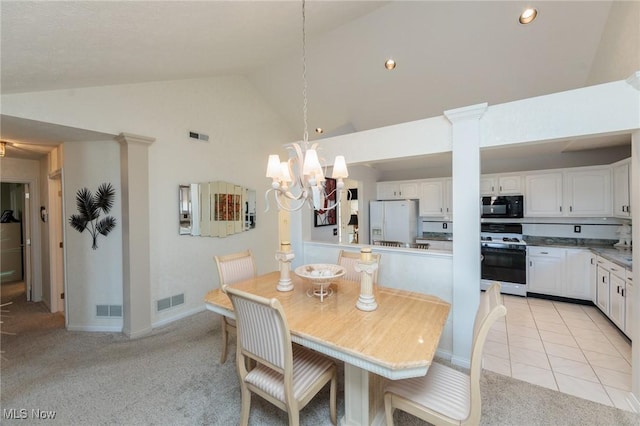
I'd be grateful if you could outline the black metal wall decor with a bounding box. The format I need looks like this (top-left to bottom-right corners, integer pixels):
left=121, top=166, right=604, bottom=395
left=69, top=183, right=117, bottom=250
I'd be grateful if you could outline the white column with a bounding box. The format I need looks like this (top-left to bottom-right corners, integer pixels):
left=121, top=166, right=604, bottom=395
left=444, top=103, right=487, bottom=367
left=116, top=132, right=155, bottom=339
left=630, top=129, right=640, bottom=412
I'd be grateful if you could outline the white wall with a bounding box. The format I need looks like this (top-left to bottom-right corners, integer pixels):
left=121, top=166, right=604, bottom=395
left=1, top=75, right=295, bottom=327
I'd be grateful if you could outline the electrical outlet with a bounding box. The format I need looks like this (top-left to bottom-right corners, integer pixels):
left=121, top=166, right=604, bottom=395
left=442, top=223, right=448, bottom=229
left=574, top=225, right=581, bottom=233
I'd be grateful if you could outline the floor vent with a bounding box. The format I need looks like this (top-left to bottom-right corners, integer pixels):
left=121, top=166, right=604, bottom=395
left=96, top=304, right=123, bottom=317
left=157, top=293, right=185, bottom=312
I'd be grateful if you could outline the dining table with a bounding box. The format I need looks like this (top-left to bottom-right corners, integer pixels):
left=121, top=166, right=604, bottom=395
left=204, top=270, right=451, bottom=426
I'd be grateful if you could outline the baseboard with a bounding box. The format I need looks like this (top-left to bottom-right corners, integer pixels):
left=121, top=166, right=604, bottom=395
left=124, top=326, right=153, bottom=339
left=435, top=348, right=453, bottom=361
left=450, top=354, right=471, bottom=369
left=627, top=392, right=640, bottom=413
left=152, top=304, right=206, bottom=329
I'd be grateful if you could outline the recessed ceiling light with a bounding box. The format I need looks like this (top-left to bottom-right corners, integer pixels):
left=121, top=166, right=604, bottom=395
left=384, top=59, right=396, bottom=70
left=519, top=8, right=538, bottom=25
left=315, top=128, right=324, bottom=134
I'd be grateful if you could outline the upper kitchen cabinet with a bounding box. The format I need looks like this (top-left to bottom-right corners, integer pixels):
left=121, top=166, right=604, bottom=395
left=612, top=158, right=631, bottom=218
left=419, top=179, right=446, bottom=216
left=525, top=166, right=612, bottom=217
left=525, top=172, right=563, bottom=217
left=563, top=166, right=612, bottom=217
left=376, top=181, right=419, bottom=200
left=481, top=174, right=523, bottom=196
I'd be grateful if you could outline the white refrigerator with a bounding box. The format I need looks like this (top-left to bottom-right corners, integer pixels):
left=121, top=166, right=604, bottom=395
left=369, top=200, right=418, bottom=245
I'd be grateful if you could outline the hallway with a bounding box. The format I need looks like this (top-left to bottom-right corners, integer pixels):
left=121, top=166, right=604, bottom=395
left=0, top=281, right=64, bottom=339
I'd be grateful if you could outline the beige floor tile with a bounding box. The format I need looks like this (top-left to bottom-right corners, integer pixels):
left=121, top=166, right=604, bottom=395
left=535, top=320, right=571, bottom=335
left=504, top=295, right=528, bottom=305
left=592, top=366, right=632, bottom=391
left=553, top=302, right=586, bottom=313
left=563, top=317, right=601, bottom=331
left=543, top=341, right=587, bottom=363
left=527, top=297, right=553, bottom=306
left=547, top=355, right=599, bottom=383
left=508, top=334, right=545, bottom=353
left=511, top=362, right=557, bottom=390
left=573, top=331, right=611, bottom=346
left=576, top=338, right=621, bottom=357
left=557, top=309, right=591, bottom=321
left=510, top=346, right=550, bottom=369
left=538, top=329, right=579, bottom=348
left=604, top=386, right=636, bottom=412
left=582, top=349, right=632, bottom=374
left=507, top=323, right=540, bottom=338
left=554, top=373, right=613, bottom=406
left=508, top=317, right=538, bottom=328
left=490, top=321, right=507, bottom=333
left=487, top=329, right=508, bottom=345
left=483, top=354, right=512, bottom=377
left=531, top=311, right=563, bottom=322
left=484, top=340, right=510, bottom=360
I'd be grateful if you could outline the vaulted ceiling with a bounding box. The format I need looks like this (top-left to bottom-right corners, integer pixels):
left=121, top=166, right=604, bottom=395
left=0, top=1, right=636, bottom=171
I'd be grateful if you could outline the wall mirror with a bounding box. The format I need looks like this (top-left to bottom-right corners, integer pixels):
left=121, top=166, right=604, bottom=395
left=179, top=182, right=256, bottom=237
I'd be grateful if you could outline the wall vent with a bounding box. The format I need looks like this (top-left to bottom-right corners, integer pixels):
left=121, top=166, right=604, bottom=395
left=96, top=304, right=123, bottom=317
left=157, top=293, right=185, bottom=312
left=188, top=131, right=209, bottom=142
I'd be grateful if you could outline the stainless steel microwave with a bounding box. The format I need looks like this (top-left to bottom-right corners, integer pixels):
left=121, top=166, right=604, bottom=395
left=481, top=195, right=524, bottom=218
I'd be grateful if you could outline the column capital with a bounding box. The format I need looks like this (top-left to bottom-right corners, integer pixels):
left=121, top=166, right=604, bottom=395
left=444, top=103, right=488, bottom=124
left=116, top=132, right=155, bottom=146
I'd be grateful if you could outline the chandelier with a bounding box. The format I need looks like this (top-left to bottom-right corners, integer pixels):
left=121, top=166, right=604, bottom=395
left=265, top=0, right=348, bottom=212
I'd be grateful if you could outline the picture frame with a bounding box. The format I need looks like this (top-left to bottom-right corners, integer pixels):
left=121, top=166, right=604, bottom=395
left=313, top=178, right=337, bottom=227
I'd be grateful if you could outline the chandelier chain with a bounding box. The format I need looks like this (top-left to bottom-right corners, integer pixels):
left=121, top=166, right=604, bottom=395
left=302, top=0, right=309, bottom=144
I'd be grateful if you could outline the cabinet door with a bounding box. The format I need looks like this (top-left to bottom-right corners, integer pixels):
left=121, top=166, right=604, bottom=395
left=419, top=181, right=445, bottom=216
left=609, top=273, right=625, bottom=330
left=564, top=249, right=594, bottom=300
left=564, top=168, right=612, bottom=216
left=527, top=247, right=564, bottom=296
left=480, top=177, right=497, bottom=196
left=399, top=182, right=419, bottom=199
left=525, top=173, right=563, bottom=217
left=377, top=182, right=399, bottom=200
left=444, top=179, right=453, bottom=217
left=625, top=281, right=633, bottom=338
left=596, top=265, right=610, bottom=315
left=613, top=161, right=631, bottom=218
left=498, top=175, right=522, bottom=194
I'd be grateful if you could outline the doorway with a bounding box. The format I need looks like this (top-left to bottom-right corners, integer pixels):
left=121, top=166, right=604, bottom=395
left=0, top=182, right=31, bottom=302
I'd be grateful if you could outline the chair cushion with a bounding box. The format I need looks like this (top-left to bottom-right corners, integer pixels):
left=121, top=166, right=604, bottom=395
left=245, top=345, right=333, bottom=401
left=385, top=362, right=470, bottom=421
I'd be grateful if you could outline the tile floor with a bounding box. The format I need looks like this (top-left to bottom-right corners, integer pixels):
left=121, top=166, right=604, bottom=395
left=483, top=295, right=634, bottom=411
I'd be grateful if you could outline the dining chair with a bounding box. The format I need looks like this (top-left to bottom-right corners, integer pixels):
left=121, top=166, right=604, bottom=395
left=383, top=282, right=506, bottom=426
left=213, top=249, right=257, bottom=363
left=337, top=249, right=381, bottom=283
left=224, top=285, right=337, bottom=426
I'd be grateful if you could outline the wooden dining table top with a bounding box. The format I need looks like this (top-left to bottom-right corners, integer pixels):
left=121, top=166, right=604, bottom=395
left=204, top=270, right=451, bottom=379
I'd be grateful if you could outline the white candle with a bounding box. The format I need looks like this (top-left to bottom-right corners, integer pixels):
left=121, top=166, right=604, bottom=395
left=360, top=247, right=372, bottom=262
left=281, top=241, right=291, bottom=252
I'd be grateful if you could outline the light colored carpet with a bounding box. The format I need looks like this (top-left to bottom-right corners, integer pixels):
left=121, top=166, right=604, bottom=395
left=1, top=283, right=639, bottom=425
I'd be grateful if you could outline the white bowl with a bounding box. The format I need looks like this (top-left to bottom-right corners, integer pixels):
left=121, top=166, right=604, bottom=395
left=294, top=264, right=346, bottom=284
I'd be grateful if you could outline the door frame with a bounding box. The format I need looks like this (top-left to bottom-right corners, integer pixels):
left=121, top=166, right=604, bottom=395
left=48, top=169, right=67, bottom=319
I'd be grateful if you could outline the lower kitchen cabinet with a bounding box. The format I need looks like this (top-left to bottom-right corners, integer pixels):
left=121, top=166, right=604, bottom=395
left=609, top=273, right=626, bottom=330
left=596, top=263, right=610, bottom=315
left=595, top=255, right=632, bottom=338
left=625, top=270, right=633, bottom=338
left=527, top=247, right=593, bottom=300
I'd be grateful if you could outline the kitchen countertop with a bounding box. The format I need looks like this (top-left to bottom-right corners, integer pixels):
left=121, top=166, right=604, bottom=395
left=524, top=237, right=632, bottom=271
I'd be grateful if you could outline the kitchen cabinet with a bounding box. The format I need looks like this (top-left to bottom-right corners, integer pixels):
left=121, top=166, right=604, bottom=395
left=564, top=249, right=595, bottom=300
left=377, top=181, right=419, bottom=200
left=419, top=180, right=446, bottom=217
left=444, top=178, right=453, bottom=218
left=609, top=272, right=626, bottom=330
left=596, top=262, right=610, bottom=315
left=481, top=174, right=523, bottom=196
left=527, top=247, right=564, bottom=296
left=525, top=172, right=563, bottom=217
left=563, top=167, right=612, bottom=217
left=625, top=270, right=633, bottom=338
left=613, top=159, right=631, bottom=218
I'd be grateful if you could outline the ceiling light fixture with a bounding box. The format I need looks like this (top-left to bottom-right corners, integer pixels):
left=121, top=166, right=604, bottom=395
left=385, top=59, right=396, bottom=70
left=265, top=0, right=348, bottom=212
left=519, top=8, right=538, bottom=24
left=0, top=141, right=6, bottom=158
left=315, top=127, right=324, bottom=134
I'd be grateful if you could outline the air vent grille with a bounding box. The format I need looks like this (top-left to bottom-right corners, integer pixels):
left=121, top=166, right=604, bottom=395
left=157, top=293, right=185, bottom=312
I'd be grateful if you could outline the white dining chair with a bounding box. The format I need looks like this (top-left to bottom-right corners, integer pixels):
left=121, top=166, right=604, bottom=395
left=337, top=249, right=381, bottom=283
left=213, top=249, right=257, bottom=363
left=224, top=285, right=337, bottom=426
left=383, top=283, right=506, bottom=426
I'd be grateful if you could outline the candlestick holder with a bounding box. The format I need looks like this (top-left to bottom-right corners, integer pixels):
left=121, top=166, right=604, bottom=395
left=275, top=250, right=296, bottom=292
left=355, top=259, right=378, bottom=311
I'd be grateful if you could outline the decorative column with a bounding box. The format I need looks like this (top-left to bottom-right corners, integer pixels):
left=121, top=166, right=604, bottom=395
left=275, top=241, right=295, bottom=292
left=355, top=247, right=378, bottom=311
left=117, top=132, right=155, bottom=339
left=444, top=103, right=487, bottom=367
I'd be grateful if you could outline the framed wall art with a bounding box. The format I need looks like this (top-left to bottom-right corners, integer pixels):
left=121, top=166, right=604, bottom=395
left=313, top=178, right=337, bottom=227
